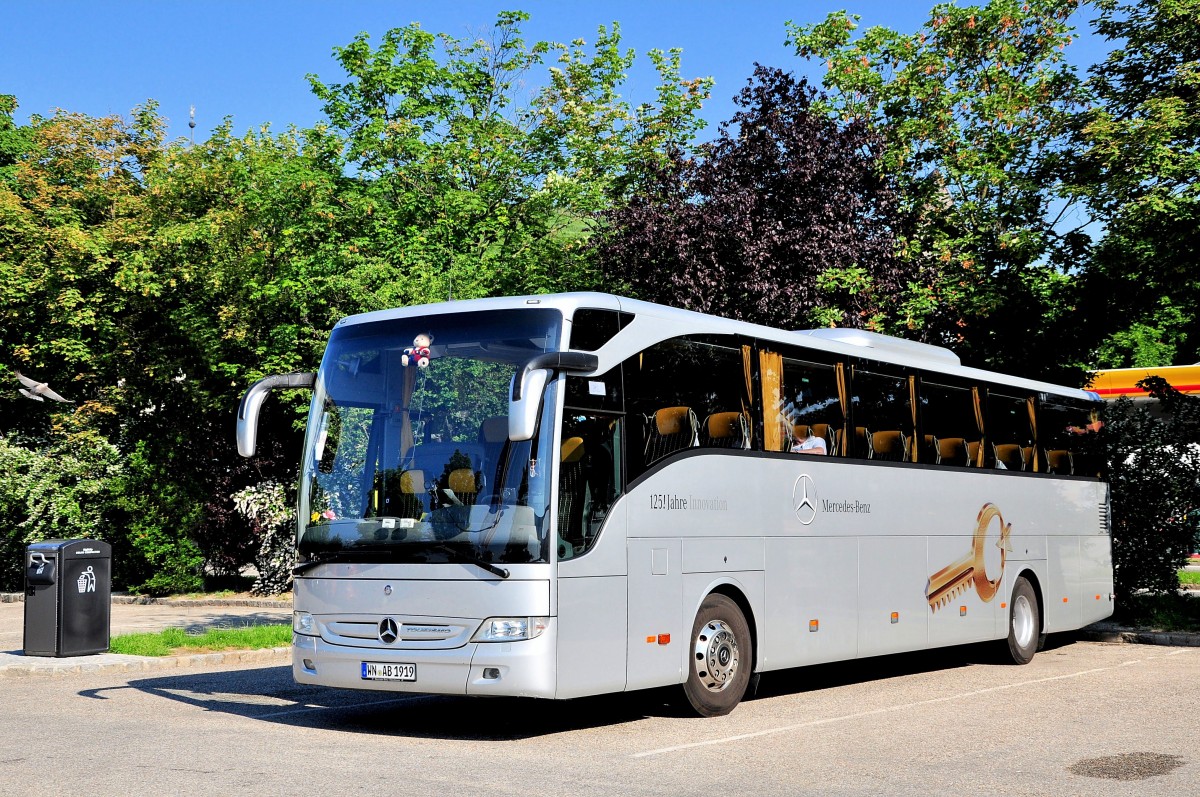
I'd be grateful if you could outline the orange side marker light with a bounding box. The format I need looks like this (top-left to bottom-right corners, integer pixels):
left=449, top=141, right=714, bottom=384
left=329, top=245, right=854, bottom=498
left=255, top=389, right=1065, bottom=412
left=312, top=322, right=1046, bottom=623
left=657, top=634, right=671, bottom=645
left=809, top=620, right=819, bottom=632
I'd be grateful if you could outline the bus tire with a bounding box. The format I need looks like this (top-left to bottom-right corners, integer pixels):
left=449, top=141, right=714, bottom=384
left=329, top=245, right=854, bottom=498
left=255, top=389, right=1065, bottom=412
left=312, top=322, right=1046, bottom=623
left=682, top=593, right=753, bottom=717
left=1005, top=576, right=1040, bottom=665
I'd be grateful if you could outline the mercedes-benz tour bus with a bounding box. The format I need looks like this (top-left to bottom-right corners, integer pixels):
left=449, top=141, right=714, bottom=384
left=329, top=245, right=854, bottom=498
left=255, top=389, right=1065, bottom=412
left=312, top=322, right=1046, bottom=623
left=236, top=293, right=1113, bottom=716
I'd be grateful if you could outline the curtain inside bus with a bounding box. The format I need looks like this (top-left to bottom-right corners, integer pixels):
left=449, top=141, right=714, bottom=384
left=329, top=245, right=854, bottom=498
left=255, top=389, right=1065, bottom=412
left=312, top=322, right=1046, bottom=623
left=759, top=349, right=784, bottom=451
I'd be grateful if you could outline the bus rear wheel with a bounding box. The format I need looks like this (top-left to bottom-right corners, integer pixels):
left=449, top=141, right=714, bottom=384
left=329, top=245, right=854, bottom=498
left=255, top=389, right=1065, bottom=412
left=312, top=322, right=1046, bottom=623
left=1004, top=576, right=1041, bottom=665
left=682, top=594, right=753, bottom=717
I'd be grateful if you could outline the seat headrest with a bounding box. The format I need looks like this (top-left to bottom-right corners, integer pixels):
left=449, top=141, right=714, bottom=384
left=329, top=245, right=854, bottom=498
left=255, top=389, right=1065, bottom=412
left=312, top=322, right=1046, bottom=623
left=561, top=436, right=585, bottom=463
left=400, top=470, right=425, bottom=493
left=655, top=407, right=691, bottom=435
left=707, top=412, right=742, bottom=439
left=448, top=468, right=476, bottom=494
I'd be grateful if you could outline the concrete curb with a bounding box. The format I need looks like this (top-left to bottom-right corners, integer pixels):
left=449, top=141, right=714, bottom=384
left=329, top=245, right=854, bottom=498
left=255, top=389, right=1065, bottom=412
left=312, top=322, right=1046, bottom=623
left=0, top=646, right=290, bottom=678
left=2, top=592, right=290, bottom=608
left=110, top=595, right=292, bottom=609
left=1079, top=625, right=1200, bottom=647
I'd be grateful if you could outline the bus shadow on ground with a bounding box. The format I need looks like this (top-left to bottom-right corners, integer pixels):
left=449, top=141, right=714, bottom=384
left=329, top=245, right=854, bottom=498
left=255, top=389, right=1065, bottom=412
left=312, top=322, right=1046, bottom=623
left=86, top=633, right=1082, bottom=740
left=84, top=665, right=657, bottom=739
left=750, top=632, right=1081, bottom=703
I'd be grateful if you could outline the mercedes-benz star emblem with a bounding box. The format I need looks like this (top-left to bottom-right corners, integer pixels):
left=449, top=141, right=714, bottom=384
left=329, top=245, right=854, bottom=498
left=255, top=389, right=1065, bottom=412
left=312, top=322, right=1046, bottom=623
left=378, top=617, right=399, bottom=644
left=793, top=474, right=817, bottom=525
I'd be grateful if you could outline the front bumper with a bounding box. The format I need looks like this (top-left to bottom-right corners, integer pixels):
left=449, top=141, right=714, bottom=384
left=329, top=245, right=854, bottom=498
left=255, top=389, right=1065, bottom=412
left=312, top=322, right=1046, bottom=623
left=292, top=622, right=558, bottom=698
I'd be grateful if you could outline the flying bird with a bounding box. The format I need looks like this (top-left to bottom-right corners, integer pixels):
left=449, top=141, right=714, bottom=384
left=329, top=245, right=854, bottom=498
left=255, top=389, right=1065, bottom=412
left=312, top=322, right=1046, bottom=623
left=15, top=371, right=74, bottom=403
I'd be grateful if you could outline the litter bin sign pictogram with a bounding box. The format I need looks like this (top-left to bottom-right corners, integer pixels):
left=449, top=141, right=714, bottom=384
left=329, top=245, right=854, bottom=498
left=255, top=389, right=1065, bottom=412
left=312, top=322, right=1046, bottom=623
left=77, top=565, right=96, bottom=594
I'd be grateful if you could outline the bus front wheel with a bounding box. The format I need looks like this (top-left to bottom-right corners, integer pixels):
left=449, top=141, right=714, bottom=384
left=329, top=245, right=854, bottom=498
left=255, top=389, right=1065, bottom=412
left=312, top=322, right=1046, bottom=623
left=682, top=594, right=753, bottom=717
left=1005, top=576, right=1041, bottom=665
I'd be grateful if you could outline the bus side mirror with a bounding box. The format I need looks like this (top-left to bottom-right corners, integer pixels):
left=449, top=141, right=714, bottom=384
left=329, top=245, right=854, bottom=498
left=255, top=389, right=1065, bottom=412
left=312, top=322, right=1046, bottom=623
left=237, top=372, right=316, bottom=457
left=509, top=369, right=550, bottom=442
left=508, top=352, right=599, bottom=442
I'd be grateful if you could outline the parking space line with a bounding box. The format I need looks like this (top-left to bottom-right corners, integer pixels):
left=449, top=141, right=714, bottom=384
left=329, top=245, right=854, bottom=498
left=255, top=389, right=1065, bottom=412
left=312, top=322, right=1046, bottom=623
left=632, top=650, right=1193, bottom=758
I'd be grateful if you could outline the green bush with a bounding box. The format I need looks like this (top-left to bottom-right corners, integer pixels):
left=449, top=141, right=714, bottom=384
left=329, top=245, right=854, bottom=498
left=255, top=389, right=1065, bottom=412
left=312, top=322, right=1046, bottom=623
left=1103, top=378, right=1200, bottom=597
left=110, top=441, right=205, bottom=595
left=0, top=434, right=124, bottom=592
left=232, top=480, right=296, bottom=596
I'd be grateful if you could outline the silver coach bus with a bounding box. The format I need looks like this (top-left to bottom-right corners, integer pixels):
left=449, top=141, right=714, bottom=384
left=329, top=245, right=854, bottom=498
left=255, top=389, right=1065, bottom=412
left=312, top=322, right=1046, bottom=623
left=237, top=293, right=1112, bottom=716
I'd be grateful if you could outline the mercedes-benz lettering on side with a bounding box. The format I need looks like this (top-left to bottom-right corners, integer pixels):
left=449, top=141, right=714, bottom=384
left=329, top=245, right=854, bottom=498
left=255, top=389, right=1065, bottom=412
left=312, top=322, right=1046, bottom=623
left=237, top=293, right=1112, bottom=716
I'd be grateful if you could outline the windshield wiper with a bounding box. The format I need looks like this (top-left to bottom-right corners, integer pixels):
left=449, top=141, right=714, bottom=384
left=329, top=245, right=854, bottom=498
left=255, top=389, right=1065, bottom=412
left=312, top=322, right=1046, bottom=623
left=294, top=544, right=512, bottom=579
left=292, top=548, right=399, bottom=576
left=428, top=544, right=510, bottom=579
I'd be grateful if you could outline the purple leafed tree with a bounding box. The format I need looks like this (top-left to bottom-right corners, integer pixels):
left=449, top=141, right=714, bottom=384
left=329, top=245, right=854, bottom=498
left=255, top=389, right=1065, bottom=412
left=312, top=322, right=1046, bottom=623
left=596, top=65, right=910, bottom=330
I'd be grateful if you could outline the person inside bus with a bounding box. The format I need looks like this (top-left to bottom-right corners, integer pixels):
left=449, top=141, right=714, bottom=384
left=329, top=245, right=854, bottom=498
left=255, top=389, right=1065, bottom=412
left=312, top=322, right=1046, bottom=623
left=790, top=425, right=827, bottom=455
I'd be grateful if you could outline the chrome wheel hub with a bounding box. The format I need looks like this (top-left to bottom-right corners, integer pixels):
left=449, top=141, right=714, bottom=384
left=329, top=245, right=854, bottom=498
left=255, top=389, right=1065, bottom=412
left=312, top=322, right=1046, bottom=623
left=1012, top=594, right=1035, bottom=648
left=694, top=619, right=739, bottom=692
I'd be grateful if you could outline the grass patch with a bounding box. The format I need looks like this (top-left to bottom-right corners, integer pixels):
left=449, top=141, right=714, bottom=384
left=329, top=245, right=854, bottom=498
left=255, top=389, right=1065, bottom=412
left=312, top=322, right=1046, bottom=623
left=1179, top=570, right=1200, bottom=586
left=1113, top=592, right=1200, bottom=633
left=110, top=624, right=291, bottom=656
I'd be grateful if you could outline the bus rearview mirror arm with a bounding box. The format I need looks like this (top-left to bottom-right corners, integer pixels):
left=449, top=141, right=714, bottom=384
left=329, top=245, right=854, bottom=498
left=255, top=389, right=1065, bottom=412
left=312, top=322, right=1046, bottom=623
left=509, top=352, right=599, bottom=442
left=237, top=372, right=316, bottom=458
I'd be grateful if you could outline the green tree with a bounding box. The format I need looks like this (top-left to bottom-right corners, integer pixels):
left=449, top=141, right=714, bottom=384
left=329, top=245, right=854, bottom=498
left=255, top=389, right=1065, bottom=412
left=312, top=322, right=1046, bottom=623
left=1077, top=0, right=1200, bottom=366
left=307, top=11, right=711, bottom=304
left=787, top=1, right=1092, bottom=380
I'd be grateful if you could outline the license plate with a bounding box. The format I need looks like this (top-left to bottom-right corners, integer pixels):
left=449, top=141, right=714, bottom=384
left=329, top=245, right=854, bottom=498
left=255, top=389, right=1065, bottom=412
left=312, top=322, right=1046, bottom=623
left=361, top=662, right=417, bottom=681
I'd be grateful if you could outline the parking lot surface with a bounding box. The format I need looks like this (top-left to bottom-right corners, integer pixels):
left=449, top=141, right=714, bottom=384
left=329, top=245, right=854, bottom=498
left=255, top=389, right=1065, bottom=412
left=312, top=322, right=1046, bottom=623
left=0, top=636, right=1195, bottom=796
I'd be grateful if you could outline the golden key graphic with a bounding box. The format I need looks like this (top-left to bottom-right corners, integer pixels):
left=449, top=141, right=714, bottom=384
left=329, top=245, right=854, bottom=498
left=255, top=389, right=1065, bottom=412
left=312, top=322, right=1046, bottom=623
left=926, top=503, right=1013, bottom=612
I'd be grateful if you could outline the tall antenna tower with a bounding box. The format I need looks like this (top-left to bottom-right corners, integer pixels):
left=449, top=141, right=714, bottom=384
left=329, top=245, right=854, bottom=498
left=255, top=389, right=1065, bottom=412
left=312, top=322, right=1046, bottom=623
left=189, top=105, right=196, bottom=147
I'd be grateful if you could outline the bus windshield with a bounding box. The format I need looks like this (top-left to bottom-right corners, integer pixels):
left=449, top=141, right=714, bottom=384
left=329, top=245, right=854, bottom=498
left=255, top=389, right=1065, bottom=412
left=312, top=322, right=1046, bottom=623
left=298, top=308, right=562, bottom=567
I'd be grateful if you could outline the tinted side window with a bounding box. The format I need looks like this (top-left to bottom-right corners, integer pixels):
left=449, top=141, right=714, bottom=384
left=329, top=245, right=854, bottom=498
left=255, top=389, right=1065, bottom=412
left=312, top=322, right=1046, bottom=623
left=624, top=336, right=750, bottom=481
left=987, top=392, right=1034, bottom=470
left=774, top=356, right=842, bottom=455
left=851, top=367, right=912, bottom=461
left=558, top=412, right=624, bottom=559
left=919, top=382, right=980, bottom=467
left=570, top=309, right=632, bottom=352
left=1040, top=399, right=1103, bottom=476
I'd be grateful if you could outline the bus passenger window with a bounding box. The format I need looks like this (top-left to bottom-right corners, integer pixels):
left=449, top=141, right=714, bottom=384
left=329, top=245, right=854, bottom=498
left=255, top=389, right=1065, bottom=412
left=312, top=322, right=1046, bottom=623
left=1041, top=400, right=1103, bottom=476
left=987, top=393, right=1034, bottom=470
left=920, top=382, right=977, bottom=467
left=623, top=336, right=750, bottom=480
left=773, top=355, right=841, bottom=455
left=852, top=368, right=911, bottom=461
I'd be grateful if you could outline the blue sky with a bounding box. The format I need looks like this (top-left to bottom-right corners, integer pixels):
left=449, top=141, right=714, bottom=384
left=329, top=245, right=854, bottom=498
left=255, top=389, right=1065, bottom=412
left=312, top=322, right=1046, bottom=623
left=3, top=1, right=1113, bottom=145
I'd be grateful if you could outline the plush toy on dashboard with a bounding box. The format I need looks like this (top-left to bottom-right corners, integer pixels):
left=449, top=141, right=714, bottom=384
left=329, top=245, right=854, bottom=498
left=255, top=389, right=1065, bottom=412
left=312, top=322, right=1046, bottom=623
left=402, top=333, right=433, bottom=368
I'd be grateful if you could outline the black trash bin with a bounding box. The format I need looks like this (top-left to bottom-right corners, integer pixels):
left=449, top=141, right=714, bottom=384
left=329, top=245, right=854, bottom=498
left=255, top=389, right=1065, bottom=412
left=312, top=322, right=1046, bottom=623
left=24, top=539, right=111, bottom=657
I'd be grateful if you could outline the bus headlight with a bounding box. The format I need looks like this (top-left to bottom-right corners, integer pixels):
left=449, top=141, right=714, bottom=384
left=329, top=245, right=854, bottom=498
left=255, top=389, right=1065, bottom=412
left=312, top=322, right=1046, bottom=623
left=293, top=611, right=316, bottom=636
left=471, top=617, right=549, bottom=642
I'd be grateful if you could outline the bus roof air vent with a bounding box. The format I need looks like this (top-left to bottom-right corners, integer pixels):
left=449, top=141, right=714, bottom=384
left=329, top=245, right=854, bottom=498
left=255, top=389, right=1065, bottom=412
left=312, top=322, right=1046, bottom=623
left=797, top=329, right=961, bottom=367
